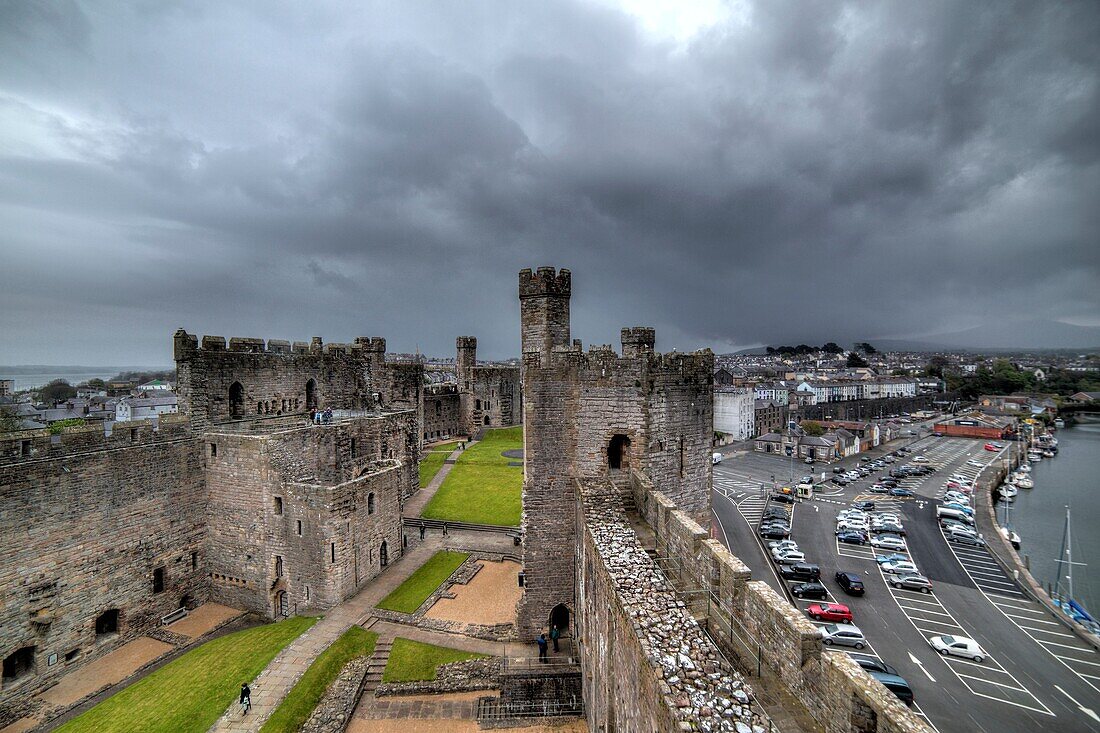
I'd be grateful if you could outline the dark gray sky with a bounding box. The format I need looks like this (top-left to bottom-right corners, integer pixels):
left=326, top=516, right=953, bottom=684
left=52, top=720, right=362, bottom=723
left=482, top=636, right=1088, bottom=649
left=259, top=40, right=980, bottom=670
left=2, top=1, right=1098, bottom=365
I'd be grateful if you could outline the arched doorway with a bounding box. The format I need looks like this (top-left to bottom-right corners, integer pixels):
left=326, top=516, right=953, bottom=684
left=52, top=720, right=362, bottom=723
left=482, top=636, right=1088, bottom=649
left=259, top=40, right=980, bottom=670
left=549, top=603, right=570, bottom=633
left=306, top=379, right=317, bottom=411
left=275, top=591, right=288, bottom=618
left=229, top=382, right=244, bottom=419
left=607, top=434, right=630, bottom=471
left=379, top=540, right=388, bottom=568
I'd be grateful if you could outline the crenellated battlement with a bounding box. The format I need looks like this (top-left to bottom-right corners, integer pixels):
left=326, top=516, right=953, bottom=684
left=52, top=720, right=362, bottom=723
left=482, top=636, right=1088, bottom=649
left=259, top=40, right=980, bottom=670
left=174, top=329, right=390, bottom=361
left=518, top=266, right=571, bottom=299
left=1, top=413, right=193, bottom=464
left=455, top=336, right=478, bottom=350
left=620, top=327, right=655, bottom=356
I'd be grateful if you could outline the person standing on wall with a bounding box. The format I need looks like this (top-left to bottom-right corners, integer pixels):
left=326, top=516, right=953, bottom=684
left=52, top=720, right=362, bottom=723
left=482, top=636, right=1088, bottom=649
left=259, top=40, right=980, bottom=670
left=550, top=624, right=560, bottom=653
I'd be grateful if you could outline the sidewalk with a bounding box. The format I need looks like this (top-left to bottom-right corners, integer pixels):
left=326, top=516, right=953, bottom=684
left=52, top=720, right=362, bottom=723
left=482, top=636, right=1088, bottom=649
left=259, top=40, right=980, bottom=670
left=209, top=538, right=446, bottom=732
left=403, top=441, right=475, bottom=517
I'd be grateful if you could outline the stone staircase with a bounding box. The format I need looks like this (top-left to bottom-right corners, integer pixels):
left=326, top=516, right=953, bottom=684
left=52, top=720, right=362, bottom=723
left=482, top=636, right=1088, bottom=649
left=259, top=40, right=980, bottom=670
left=361, top=635, right=393, bottom=697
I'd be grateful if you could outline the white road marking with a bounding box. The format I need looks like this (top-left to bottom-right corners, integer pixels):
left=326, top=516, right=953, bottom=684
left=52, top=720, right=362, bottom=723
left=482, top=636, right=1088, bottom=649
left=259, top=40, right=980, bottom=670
left=909, top=652, right=936, bottom=682
left=1054, top=685, right=1100, bottom=724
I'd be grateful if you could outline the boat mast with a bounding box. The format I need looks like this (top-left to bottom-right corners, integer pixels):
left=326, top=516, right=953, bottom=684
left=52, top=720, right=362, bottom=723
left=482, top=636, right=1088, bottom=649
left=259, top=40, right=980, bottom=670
left=1055, top=505, right=1072, bottom=600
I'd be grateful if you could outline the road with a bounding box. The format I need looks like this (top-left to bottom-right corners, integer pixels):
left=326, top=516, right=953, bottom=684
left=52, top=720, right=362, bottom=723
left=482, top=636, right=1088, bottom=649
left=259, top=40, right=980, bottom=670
left=711, top=427, right=1100, bottom=733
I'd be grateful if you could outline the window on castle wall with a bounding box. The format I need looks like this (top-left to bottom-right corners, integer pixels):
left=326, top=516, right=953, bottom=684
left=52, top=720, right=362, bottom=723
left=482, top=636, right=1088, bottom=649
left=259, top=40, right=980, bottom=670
left=331, top=543, right=336, bottom=563
left=275, top=555, right=283, bottom=578
left=350, top=438, right=357, bottom=457
left=296, top=520, right=302, bottom=536
left=475, top=399, right=481, bottom=410
left=367, top=493, right=375, bottom=515
left=2, top=646, right=35, bottom=684
left=191, top=552, right=198, bottom=570
left=95, top=609, right=119, bottom=637
left=274, top=496, right=283, bottom=515
left=20, top=440, right=31, bottom=456
left=305, top=586, right=310, bottom=601
left=152, top=567, right=165, bottom=594
left=209, top=443, right=217, bottom=458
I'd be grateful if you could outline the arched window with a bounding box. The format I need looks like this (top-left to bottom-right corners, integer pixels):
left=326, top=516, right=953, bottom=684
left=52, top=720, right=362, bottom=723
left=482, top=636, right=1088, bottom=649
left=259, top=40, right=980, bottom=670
left=379, top=540, right=388, bottom=568
left=367, top=493, right=375, bottom=515
left=228, top=382, right=244, bottom=419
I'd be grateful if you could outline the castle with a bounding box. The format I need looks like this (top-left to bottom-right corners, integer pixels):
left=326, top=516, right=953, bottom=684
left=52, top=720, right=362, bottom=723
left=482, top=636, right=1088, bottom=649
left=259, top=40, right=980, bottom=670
left=0, top=330, right=515, bottom=713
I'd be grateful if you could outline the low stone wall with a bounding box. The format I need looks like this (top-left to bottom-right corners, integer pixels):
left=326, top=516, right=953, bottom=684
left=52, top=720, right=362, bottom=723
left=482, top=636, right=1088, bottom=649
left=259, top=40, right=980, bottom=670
left=376, top=657, right=501, bottom=697
left=299, top=655, right=371, bottom=733
left=630, top=470, right=930, bottom=733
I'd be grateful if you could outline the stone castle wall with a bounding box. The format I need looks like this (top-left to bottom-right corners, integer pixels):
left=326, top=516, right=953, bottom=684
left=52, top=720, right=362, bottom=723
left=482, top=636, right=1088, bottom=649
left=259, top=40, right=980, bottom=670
left=629, top=470, right=931, bottom=733
left=423, top=384, right=461, bottom=441
left=0, top=415, right=206, bottom=709
left=455, top=337, right=521, bottom=436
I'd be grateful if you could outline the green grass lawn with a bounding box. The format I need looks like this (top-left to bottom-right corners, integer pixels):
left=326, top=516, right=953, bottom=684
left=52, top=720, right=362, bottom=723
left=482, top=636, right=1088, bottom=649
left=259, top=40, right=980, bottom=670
left=418, top=441, right=460, bottom=488
left=55, top=616, right=316, bottom=733
left=421, top=426, right=522, bottom=526
left=381, top=637, right=487, bottom=683
left=375, top=550, right=469, bottom=614
left=260, top=626, right=377, bottom=733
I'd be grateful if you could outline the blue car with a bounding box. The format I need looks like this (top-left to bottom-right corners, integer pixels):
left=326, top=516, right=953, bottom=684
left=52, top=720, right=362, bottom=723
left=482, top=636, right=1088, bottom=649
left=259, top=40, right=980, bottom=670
left=942, top=502, right=974, bottom=516
left=889, top=488, right=915, bottom=497
left=875, top=553, right=908, bottom=564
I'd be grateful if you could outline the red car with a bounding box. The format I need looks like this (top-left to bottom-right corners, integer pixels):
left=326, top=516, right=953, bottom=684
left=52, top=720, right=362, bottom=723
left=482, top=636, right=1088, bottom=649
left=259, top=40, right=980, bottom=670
left=806, top=603, right=853, bottom=622
left=984, top=443, right=998, bottom=451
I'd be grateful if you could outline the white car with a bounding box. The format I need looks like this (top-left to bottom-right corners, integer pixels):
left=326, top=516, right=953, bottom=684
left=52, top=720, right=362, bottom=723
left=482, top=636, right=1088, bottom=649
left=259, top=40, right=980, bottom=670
left=967, top=460, right=984, bottom=467
left=768, top=539, right=799, bottom=551
left=837, top=511, right=868, bottom=523
left=836, top=520, right=869, bottom=533
left=871, top=513, right=901, bottom=523
left=942, top=493, right=970, bottom=505
left=912, top=456, right=929, bottom=463
left=870, top=535, right=906, bottom=551
left=929, top=634, right=987, bottom=662
left=945, top=524, right=979, bottom=540
left=773, top=549, right=806, bottom=563
left=881, top=560, right=920, bottom=575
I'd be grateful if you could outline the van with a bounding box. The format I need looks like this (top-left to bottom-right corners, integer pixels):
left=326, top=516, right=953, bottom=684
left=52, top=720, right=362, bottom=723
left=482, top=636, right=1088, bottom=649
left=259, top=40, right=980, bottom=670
left=712, top=452, right=723, bottom=465
left=936, top=506, right=975, bottom=525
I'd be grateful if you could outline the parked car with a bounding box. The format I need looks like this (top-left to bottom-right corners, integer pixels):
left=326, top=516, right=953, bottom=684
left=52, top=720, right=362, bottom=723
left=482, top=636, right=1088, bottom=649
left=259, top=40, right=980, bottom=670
left=853, top=500, right=875, bottom=511
left=780, top=563, right=821, bottom=581
left=768, top=539, right=799, bottom=551
left=807, top=603, right=853, bottom=622
left=837, top=531, right=867, bottom=545
left=773, top=548, right=806, bottom=563
left=890, top=574, right=933, bottom=594
left=936, top=506, right=974, bottom=524
left=759, top=526, right=790, bottom=539
left=874, top=553, right=908, bottom=565
left=948, top=532, right=986, bottom=547
left=821, top=623, right=867, bottom=649
left=869, top=670, right=914, bottom=707
left=848, top=653, right=899, bottom=676
left=889, top=488, right=915, bottom=497
left=869, top=484, right=890, bottom=494
left=912, top=456, right=929, bottom=463
left=871, top=522, right=906, bottom=536
left=833, top=466, right=845, bottom=474
left=929, top=635, right=987, bottom=662
left=942, top=502, right=974, bottom=516
left=771, top=492, right=796, bottom=504
left=881, top=560, right=919, bottom=575
left=984, top=443, right=998, bottom=451
left=791, top=581, right=828, bottom=600
left=834, top=571, right=865, bottom=595
left=869, top=535, right=907, bottom=551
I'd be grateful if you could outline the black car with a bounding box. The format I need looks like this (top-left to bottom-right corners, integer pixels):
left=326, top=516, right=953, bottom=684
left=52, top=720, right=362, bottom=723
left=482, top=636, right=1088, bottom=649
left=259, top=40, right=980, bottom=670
left=870, top=671, right=914, bottom=707
left=771, top=492, right=796, bottom=504
left=833, top=466, right=845, bottom=474
left=759, top=526, right=790, bottom=539
left=833, top=477, right=849, bottom=486
left=835, top=571, right=865, bottom=595
left=853, top=500, right=875, bottom=511
left=763, top=510, right=789, bottom=522
left=791, top=581, right=828, bottom=599
left=780, top=563, right=821, bottom=581
left=837, top=531, right=867, bottom=545
left=870, top=522, right=905, bottom=535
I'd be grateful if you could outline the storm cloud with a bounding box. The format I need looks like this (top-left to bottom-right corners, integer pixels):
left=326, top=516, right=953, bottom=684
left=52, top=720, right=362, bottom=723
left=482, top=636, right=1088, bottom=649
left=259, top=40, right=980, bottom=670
left=1, top=0, right=1098, bottom=364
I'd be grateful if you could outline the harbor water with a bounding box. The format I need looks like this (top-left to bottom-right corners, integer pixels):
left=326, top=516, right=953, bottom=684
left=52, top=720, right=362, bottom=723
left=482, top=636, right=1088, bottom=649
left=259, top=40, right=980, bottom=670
left=1008, top=416, right=1100, bottom=615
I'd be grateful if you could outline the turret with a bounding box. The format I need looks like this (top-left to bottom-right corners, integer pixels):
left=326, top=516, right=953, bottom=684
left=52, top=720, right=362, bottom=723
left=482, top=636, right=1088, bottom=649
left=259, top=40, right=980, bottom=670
left=456, top=336, right=477, bottom=378
left=621, top=327, right=655, bottom=358
left=519, top=267, right=571, bottom=357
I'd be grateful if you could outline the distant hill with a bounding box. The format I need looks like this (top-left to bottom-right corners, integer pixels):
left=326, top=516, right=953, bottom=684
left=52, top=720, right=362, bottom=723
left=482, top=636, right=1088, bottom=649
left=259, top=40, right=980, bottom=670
left=723, top=320, right=1100, bottom=356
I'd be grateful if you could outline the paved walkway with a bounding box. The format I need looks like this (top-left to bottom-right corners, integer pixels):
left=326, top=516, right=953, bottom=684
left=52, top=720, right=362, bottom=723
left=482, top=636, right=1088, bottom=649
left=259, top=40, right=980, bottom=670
left=370, top=620, right=508, bottom=657
left=209, top=539, right=447, bottom=732
left=402, top=441, right=476, bottom=517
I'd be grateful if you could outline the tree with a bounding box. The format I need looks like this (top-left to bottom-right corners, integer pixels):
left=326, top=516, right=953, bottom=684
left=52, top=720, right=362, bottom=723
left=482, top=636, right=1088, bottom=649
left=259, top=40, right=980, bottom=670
left=821, top=342, right=844, bottom=354
left=78, top=378, right=106, bottom=391
left=37, top=379, right=76, bottom=403
left=925, top=355, right=949, bottom=378
left=858, top=342, right=878, bottom=354
left=0, top=406, right=22, bottom=434
left=801, top=420, right=826, bottom=436
left=846, top=352, right=869, bottom=368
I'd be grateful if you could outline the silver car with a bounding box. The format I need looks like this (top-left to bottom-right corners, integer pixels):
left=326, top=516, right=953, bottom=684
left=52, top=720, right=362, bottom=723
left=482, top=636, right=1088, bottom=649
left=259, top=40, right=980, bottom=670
left=821, top=623, right=867, bottom=649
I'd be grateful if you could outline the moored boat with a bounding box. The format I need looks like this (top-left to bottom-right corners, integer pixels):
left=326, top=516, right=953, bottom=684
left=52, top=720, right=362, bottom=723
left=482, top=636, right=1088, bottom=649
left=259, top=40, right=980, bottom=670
left=1014, top=475, right=1034, bottom=489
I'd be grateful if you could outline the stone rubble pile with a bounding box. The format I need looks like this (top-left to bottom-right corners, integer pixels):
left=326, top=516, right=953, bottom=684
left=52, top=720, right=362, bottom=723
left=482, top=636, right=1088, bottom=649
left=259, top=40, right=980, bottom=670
left=299, top=655, right=371, bottom=733
left=376, top=657, right=501, bottom=697
left=584, top=490, right=767, bottom=733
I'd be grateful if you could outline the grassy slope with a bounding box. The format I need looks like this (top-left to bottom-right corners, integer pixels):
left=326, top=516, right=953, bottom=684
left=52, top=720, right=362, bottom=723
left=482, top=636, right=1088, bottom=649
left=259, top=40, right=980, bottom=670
left=421, top=426, right=522, bottom=526
left=260, top=626, right=377, bottom=733
left=381, top=637, right=487, bottom=683
left=55, top=616, right=316, bottom=733
left=375, top=550, right=469, bottom=614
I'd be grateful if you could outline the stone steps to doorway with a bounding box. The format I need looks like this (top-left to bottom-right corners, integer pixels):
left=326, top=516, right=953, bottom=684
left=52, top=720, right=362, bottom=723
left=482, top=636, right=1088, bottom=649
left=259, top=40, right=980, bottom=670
left=361, top=637, right=393, bottom=696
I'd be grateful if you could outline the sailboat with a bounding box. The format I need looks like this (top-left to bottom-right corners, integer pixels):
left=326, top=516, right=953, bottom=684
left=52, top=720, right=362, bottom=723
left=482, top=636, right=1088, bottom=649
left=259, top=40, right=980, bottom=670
left=1052, top=507, right=1100, bottom=637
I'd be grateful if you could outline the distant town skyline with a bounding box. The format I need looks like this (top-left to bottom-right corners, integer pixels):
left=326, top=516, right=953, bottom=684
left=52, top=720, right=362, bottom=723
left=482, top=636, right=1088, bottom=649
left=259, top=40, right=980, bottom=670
left=1, top=1, right=1098, bottom=365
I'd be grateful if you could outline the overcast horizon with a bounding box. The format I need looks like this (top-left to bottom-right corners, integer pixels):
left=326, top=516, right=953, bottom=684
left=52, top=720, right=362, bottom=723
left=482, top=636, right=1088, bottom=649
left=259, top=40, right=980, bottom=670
left=2, top=1, right=1098, bottom=365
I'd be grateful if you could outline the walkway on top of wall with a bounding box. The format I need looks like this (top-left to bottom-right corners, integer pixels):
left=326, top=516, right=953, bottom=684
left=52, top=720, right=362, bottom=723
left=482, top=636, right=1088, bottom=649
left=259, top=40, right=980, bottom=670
left=402, top=441, right=476, bottom=518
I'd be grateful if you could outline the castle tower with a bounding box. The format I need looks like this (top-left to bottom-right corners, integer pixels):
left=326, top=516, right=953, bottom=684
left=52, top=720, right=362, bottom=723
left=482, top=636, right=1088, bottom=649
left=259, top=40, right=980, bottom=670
left=456, top=336, right=477, bottom=380
left=456, top=336, right=478, bottom=436
left=620, top=327, right=655, bottom=358
left=519, top=267, right=571, bottom=357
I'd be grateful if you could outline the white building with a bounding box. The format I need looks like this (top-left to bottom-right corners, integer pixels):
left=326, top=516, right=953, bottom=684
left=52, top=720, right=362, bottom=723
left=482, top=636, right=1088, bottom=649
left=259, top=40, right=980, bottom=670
left=714, top=388, right=755, bottom=441
left=115, top=395, right=178, bottom=422
left=137, top=379, right=174, bottom=392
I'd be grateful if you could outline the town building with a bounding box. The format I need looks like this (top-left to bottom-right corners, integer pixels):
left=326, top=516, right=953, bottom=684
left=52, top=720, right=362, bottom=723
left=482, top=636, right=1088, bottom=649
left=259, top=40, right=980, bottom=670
left=114, top=395, right=179, bottom=422
left=754, top=398, right=787, bottom=436
left=713, top=387, right=754, bottom=441
left=934, top=412, right=1016, bottom=439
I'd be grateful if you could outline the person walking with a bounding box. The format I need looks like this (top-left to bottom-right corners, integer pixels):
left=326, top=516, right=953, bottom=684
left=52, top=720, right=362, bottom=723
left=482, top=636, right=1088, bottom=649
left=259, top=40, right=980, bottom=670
left=550, top=624, right=560, bottom=653
left=536, top=633, right=548, bottom=663
left=239, top=682, right=251, bottom=715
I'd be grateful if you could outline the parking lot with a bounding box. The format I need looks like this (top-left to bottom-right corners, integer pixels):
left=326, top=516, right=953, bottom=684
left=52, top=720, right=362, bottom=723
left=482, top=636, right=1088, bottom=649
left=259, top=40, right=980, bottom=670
left=712, top=431, right=1100, bottom=733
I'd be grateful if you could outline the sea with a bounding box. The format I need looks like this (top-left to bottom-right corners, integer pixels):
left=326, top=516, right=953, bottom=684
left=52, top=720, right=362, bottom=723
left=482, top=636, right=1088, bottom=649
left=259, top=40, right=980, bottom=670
left=0, top=369, right=148, bottom=392
left=1009, top=416, right=1100, bottom=615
